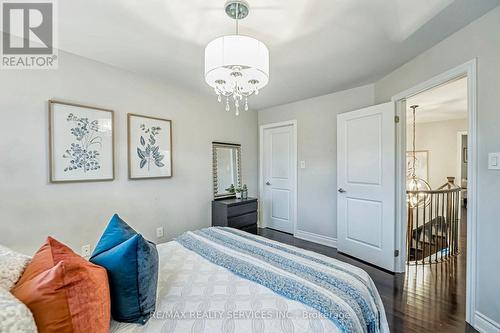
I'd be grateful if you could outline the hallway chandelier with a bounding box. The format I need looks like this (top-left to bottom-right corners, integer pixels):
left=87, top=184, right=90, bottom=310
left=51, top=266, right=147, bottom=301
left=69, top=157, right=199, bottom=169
left=204, top=0, right=269, bottom=116
left=407, top=105, right=431, bottom=208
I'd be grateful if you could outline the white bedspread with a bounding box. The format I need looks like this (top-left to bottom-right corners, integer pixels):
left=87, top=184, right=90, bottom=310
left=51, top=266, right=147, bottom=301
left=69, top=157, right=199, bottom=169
left=111, top=231, right=388, bottom=333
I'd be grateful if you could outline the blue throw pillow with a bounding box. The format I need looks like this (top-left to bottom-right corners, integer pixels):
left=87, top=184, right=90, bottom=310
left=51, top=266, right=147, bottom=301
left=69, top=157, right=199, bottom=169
left=90, top=214, right=158, bottom=324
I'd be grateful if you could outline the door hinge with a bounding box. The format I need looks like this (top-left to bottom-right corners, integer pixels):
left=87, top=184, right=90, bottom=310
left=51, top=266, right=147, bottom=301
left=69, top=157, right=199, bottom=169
left=394, top=116, right=400, bottom=123
left=394, top=250, right=399, bottom=257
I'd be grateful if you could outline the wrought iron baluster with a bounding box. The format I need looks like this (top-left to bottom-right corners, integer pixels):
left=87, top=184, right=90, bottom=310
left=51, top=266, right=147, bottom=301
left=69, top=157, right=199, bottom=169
left=439, top=193, right=446, bottom=261
left=455, top=191, right=458, bottom=254
left=452, top=191, right=456, bottom=256
left=416, top=197, right=419, bottom=265
left=422, top=194, right=431, bottom=264
left=430, top=193, right=433, bottom=263
left=407, top=198, right=412, bottom=264
left=436, top=192, right=440, bottom=263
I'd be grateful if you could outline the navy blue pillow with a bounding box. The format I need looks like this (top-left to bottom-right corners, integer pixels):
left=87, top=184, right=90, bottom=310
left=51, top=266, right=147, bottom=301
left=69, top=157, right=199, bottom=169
left=90, top=214, right=158, bottom=324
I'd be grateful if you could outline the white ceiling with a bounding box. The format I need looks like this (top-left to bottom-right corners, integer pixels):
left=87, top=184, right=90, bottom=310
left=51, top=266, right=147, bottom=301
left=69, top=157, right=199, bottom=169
left=407, top=77, right=467, bottom=123
left=54, top=0, right=499, bottom=109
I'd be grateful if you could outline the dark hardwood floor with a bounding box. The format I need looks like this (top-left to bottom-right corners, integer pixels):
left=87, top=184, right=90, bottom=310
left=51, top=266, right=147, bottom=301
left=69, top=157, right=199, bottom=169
left=257, top=208, right=475, bottom=333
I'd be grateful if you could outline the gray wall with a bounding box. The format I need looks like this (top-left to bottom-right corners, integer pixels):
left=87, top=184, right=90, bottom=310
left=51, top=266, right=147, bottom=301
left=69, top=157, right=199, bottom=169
left=0, top=51, right=258, bottom=255
left=258, top=85, right=374, bottom=242
left=407, top=119, right=467, bottom=189
left=375, top=5, right=500, bottom=325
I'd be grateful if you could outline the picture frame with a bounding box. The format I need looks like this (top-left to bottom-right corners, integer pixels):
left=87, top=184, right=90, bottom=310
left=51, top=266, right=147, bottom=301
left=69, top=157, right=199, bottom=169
left=49, top=100, right=115, bottom=183
left=406, top=150, right=429, bottom=182
left=127, top=113, right=173, bottom=179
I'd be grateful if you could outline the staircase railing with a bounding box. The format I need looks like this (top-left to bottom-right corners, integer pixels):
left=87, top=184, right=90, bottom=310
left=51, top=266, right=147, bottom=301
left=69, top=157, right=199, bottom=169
left=406, top=177, right=461, bottom=265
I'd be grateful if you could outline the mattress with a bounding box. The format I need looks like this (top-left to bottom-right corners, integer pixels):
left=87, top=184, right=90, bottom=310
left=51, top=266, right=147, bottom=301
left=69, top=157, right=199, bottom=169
left=110, top=228, right=389, bottom=333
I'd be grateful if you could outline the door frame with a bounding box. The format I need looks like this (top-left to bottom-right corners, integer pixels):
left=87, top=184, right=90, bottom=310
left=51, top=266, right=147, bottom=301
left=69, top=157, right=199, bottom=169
left=259, top=120, right=298, bottom=235
left=391, top=59, right=477, bottom=324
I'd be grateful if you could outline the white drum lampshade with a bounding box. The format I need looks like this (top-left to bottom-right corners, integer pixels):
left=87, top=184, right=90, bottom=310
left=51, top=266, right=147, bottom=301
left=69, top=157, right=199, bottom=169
left=204, top=1, right=270, bottom=115
left=205, top=35, right=269, bottom=91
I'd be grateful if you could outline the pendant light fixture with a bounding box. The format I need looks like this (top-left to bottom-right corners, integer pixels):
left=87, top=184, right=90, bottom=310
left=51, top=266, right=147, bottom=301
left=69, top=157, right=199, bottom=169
left=407, top=105, right=431, bottom=208
left=204, top=0, right=269, bottom=115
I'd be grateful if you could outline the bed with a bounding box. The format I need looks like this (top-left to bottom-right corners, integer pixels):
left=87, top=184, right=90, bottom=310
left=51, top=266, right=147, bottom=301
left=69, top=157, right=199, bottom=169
left=110, top=227, right=389, bottom=333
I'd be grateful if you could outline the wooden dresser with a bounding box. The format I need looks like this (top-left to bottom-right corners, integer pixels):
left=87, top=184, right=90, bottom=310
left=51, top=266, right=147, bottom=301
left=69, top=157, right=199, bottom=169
left=211, top=197, right=258, bottom=234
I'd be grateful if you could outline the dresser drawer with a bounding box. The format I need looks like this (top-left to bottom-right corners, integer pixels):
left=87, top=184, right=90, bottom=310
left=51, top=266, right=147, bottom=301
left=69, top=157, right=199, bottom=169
left=212, top=197, right=258, bottom=230
left=227, top=201, right=257, bottom=217
left=228, top=212, right=257, bottom=229
left=239, top=224, right=257, bottom=234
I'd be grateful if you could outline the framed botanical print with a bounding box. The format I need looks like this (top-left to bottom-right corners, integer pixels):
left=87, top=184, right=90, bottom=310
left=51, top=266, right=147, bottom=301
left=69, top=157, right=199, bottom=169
left=49, top=100, right=115, bottom=183
left=127, top=114, right=172, bottom=179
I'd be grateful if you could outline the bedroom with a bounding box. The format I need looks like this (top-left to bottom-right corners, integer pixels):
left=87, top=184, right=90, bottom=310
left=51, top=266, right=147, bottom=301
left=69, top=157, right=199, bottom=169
left=1, top=1, right=499, bottom=333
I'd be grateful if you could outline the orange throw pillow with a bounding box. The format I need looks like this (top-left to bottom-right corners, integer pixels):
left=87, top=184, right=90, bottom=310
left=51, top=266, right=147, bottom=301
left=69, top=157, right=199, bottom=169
left=11, top=237, right=110, bottom=333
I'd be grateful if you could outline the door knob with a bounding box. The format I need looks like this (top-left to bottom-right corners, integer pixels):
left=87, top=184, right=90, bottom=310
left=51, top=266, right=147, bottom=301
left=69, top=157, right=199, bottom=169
left=266, top=182, right=271, bottom=186
left=338, top=188, right=346, bottom=193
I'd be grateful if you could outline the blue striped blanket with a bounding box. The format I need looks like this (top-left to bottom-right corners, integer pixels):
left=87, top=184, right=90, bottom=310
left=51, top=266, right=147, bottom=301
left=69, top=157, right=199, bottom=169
left=176, top=227, right=388, bottom=333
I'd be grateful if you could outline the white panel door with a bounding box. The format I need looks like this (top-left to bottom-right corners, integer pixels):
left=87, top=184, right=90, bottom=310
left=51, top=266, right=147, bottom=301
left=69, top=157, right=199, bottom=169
left=337, top=102, right=396, bottom=271
left=262, top=124, right=295, bottom=234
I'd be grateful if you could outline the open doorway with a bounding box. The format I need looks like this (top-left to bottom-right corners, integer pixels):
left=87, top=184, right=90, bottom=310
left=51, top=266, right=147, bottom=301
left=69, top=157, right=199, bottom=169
left=405, top=76, right=468, bottom=265
left=392, top=60, right=477, bottom=328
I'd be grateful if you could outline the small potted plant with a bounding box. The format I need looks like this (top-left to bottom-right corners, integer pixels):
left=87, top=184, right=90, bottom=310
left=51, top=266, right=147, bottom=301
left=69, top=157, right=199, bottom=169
left=234, top=185, right=243, bottom=199
left=242, top=184, right=248, bottom=199
left=225, top=184, right=235, bottom=195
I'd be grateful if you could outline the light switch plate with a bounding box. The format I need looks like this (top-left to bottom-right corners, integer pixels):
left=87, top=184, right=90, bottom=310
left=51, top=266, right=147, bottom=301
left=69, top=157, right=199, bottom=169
left=488, top=153, right=500, bottom=170
left=156, top=227, right=164, bottom=238
left=300, top=161, right=306, bottom=169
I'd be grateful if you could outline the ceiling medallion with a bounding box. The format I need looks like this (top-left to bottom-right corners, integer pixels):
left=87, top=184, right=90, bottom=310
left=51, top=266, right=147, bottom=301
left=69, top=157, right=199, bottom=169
left=204, top=0, right=269, bottom=115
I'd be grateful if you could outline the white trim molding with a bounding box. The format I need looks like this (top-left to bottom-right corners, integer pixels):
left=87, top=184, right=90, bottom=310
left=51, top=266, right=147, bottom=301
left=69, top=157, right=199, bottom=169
left=294, top=229, right=337, bottom=248
left=391, top=59, right=478, bottom=325
left=475, top=312, right=500, bottom=333
left=258, top=120, right=298, bottom=236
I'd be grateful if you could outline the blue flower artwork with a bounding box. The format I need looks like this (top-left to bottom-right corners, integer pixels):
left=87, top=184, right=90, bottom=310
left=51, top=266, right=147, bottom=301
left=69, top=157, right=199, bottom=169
left=136, top=124, right=165, bottom=171
left=63, top=113, right=102, bottom=173
left=127, top=114, right=171, bottom=179
left=49, top=100, right=114, bottom=183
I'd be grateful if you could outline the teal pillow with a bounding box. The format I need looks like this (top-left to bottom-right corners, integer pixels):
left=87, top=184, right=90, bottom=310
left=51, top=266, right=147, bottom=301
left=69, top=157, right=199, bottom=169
left=90, top=214, right=158, bottom=324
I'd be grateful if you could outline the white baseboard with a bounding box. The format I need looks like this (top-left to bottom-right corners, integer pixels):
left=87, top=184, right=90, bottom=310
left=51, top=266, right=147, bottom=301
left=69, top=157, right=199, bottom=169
left=475, top=311, right=500, bottom=333
left=294, top=229, right=337, bottom=248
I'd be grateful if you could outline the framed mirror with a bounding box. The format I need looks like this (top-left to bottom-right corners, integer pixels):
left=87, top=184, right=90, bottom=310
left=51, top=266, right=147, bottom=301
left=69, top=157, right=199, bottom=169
left=212, top=142, right=241, bottom=199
